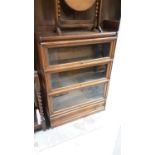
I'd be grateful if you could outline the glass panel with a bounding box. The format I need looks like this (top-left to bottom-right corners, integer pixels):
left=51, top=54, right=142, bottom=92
left=50, top=65, right=107, bottom=89
left=52, top=84, right=104, bottom=111
left=47, top=43, right=110, bottom=65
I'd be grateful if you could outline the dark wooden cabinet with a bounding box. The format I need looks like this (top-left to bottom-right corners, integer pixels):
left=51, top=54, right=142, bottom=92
left=34, top=71, right=46, bottom=131
left=35, top=0, right=121, bottom=128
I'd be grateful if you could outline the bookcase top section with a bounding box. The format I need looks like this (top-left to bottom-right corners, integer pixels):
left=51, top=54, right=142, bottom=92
left=36, top=30, right=117, bottom=43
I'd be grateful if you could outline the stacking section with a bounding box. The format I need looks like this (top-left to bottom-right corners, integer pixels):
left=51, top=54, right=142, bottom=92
left=36, top=33, right=117, bottom=127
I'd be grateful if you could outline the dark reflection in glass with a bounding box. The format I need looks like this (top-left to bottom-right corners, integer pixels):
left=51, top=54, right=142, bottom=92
left=48, top=43, right=110, bottom=65
left=51, top=65, right=107, bottom=89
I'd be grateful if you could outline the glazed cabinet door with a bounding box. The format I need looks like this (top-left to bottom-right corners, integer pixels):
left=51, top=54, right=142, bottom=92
left=47, top=43, right=111, bottom=65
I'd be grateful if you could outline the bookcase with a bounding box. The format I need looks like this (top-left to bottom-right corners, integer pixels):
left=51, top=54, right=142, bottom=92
left=35, top=0, right=120, bottom=127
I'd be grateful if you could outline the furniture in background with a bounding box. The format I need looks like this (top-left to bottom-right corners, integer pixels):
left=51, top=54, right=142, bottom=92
left=34, top=71, right=46, bottom=131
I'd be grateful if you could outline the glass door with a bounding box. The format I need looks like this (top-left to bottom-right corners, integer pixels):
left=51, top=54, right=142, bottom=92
left=47, top=43, right=111, bottom=65
left=51, top=84, right=106, bottom=112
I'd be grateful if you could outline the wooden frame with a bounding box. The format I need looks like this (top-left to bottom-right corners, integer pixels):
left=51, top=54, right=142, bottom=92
left=39, top=31, right=117, bottom=42
left=49, top=78, right=109, bottom=96
left=41, top=36, right=116, bottom=48
left=45, top=58, right=112, bottom=73
left=54, top=0, right=103, bottom=31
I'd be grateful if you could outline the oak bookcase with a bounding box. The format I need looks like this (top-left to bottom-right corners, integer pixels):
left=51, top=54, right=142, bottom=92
left=35, top=0, right=120, bottom=128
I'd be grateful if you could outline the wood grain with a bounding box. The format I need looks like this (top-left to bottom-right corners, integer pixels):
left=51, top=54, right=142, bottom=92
left=49, top=78, right=109, bottom=96
left=45, top=58, right=113, bottom=73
